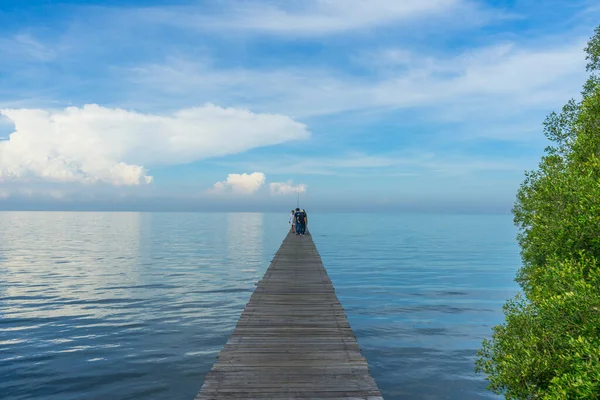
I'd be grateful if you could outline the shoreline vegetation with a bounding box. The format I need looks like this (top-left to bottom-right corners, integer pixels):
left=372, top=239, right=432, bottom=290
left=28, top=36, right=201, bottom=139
left=475, top=25, right=600, bottom=399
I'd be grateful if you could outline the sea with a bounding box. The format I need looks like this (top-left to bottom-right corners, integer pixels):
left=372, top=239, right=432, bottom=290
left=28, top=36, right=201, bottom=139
left=0, top=212, right=520, bottom=400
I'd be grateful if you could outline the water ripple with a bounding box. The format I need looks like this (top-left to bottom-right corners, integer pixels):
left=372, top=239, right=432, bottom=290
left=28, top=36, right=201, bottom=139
left=0, top=212, right=518, bottom=400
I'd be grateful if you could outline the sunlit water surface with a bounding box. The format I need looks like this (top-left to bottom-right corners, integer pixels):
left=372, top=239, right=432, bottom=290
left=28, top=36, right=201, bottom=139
left=0, top=212, right=519, bottom=399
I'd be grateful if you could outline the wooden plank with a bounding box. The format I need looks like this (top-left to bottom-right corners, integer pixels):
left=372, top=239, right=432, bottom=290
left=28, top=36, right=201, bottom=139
left=194, top=231, right=382, bottom=400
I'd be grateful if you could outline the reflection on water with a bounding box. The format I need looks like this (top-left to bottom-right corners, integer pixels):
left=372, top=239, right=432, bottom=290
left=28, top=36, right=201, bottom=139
left=0, top=212, right=519, bottom=400
left=1, top=212, right=143, bottom=320
left=226, top=212, right=264, bottom=277
left=0, top=212, right=281, bottom=400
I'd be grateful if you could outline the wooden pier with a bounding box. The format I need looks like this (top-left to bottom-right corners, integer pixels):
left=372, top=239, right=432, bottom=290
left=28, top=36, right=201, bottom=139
left=195, top=231, right=382, bottom=399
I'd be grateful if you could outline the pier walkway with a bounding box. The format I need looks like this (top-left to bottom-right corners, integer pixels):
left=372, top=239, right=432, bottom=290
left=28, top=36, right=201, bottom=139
left=195, top=231, right=382, bottom=399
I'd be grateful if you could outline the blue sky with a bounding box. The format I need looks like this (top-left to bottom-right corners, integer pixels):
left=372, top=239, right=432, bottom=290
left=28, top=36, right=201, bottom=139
left=0, top=0, right=598, bottom=212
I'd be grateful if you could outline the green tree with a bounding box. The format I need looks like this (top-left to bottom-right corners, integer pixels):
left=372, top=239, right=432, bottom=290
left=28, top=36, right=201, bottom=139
left=475, top=26, right=600, bottom=399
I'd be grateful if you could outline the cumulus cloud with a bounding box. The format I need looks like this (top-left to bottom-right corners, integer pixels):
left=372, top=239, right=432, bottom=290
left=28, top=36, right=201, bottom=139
left=208, top=174, right=308, bottom=196
left=269, top=181, right=307, bottom=195
left=0, top=104, right=309, bottom=186
left=210, top=172, right=266, bottom=194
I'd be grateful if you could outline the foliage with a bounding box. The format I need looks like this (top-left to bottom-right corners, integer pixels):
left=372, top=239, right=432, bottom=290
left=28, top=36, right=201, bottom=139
left=475, top=25, right=600, bottom=399
left=476, top=257, right=600, bottom=399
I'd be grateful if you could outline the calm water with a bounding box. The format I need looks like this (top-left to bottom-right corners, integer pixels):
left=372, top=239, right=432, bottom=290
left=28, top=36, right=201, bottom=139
left=0, top=212, right=520, bottom=400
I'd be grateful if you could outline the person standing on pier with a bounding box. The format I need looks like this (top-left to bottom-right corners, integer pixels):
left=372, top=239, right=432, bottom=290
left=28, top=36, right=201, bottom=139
left=289, top=210, right=296, bottom=233
left=300, top=209, right=307, bottom=235
left=294, top=208, right=307, bottom=236
left=294, top=208, right=301, bottom=235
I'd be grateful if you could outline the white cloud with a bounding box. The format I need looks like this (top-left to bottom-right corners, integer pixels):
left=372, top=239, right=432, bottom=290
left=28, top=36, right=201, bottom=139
left=208, top=174, right=308, bottom=196
left=0, top=104, right=309, bottom=185
left=269, top=181, right=307, bottom=195
left=0, top=34, right=57, bottom=62
left=120, top=0, right=503, bottom=39
left=128, top=37, right=587, bottom=125
left=210, top=172, right=266, bottom=194
left=188, top=0, right=468, bottom=35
